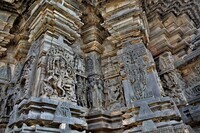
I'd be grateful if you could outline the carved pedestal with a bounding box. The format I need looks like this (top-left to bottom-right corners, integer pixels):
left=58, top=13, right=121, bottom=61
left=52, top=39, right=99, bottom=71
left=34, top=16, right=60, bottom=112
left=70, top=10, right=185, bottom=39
left=6, top=97, right=87, bottom=133
left=122, top=97, right=193, bottom=133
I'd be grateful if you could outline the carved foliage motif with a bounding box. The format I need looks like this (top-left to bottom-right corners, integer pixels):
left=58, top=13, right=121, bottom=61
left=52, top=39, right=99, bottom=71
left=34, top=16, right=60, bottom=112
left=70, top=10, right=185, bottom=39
left=41, top=46, right=76, bottom=102
left=120, top=43, right=153, bottom=101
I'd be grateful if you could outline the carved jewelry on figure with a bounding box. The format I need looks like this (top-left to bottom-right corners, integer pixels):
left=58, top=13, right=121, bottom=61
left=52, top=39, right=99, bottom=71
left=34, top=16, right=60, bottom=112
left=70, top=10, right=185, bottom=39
left=41, top=47, right=76, bottom=102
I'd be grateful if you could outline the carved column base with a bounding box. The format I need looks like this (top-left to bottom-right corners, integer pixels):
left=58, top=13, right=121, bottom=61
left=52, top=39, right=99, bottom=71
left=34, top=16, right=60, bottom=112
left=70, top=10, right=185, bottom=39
left=6, top=97, right=87, bottom=133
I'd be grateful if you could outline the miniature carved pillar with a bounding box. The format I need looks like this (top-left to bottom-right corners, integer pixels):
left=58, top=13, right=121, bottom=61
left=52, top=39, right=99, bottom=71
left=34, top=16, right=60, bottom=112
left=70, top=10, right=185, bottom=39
left=81, top=4, right=106, bottom=110
left=99, top=0, right=164, bottom=107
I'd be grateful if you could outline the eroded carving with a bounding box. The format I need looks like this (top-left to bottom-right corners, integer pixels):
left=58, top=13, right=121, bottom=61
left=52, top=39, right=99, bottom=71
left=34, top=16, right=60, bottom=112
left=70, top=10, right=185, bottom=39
left=55, top=102, right=71, bottom=117
left=17, top=55, right=36, bottom=99
left=104, top=76, right=125, bottom=110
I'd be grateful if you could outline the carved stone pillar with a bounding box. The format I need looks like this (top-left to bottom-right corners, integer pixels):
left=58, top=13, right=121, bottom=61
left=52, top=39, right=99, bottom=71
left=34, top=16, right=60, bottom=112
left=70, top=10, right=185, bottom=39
left=6, top=0, right=87, bottom=132
left=81, top=4, right=106, bottom=110
left=99, top=0, right=163, bottom=106
left=98, top=0, right=193, bottom=132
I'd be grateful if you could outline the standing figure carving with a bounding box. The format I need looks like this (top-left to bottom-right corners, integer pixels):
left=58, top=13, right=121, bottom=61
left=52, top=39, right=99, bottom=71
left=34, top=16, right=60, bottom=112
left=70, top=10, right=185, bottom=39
left=41, top=47, right=76, bottom=102
left=76, top=75, right=87, bottom=107
left=87, top=77, right=103, bottom=109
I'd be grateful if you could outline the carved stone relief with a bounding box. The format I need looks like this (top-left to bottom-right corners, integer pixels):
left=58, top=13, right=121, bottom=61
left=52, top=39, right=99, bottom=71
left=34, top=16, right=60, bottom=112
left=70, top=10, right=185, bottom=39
left=0, top=64, right=11, bottom=81
left=17, top=55, right=36, bottom=100
left=184, top=83, right=200, bottom=103
left=74, top=55, right=86, bottom=75
left=87, top=77, right=104, bottom=109
left=157, top=52, right=186, bottom=105
left=181, top=62, right=200, bottom=103
left=0, top=0, right=200, bottom=132
left=158, top=52, right=175, bottom=73
left=86, top=52, right=101, bottom=76
left=75, top=75, right=87, bottom=107
left=0, top=84, right=17, bottom=117
left=160, top=70, right=186, bottom=105
left=119, top=43, right=153, bottom=103
left=104, top=76, right=125, bottom=110
left=41, top=46, right=76, bottom=102
left=55, top=102, right=71, bottom=117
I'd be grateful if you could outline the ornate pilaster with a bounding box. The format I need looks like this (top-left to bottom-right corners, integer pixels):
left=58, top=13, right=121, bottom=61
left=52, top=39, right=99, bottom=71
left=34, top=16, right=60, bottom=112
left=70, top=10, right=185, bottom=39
left=0, top=0, right=199, bottom=132
left=81, top=4, right=106, bottom=110
left=6, top=0, right=87, bottom=132
left=98, top=0, right=193, bottom=132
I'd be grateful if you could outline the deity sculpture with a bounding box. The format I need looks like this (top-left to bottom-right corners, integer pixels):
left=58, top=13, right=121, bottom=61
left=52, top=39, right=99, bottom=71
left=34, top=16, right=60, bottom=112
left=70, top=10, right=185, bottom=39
left=41, top=47, right=76, bottom=102
left=87, top=77, right=103, bottom=109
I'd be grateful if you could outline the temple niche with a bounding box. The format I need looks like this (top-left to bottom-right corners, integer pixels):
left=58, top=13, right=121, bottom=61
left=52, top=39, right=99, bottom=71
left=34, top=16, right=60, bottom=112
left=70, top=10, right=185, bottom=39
left=0, top=0, right=200, bottom=133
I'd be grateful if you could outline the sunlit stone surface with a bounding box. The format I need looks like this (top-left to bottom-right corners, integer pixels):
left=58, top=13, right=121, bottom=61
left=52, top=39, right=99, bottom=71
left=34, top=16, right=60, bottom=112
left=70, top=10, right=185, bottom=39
left=0, top=0, right=200, bottom=132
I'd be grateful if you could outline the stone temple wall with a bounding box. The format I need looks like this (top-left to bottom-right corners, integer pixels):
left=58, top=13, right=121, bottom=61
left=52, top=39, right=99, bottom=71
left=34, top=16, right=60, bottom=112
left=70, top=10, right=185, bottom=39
left=0, top=0, right=199, bottom=132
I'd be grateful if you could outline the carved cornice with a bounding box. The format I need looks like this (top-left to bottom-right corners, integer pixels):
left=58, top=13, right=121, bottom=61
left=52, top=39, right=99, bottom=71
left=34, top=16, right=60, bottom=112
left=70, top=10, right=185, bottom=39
left=99, top=0, right=148, bottom=45
left=25, top=0, right=83, bottom=43
left=143, top=0, right=200, bottom=28
left=81, top=3, right=107, bottom=54
left=0, top=0, right=34, bottom=58
left=147, top=13, right=198, bottom=58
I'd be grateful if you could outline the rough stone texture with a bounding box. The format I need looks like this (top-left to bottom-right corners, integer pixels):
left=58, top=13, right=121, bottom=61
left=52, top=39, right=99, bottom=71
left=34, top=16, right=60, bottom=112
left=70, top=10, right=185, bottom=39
left=0, top=0, right=199, bottom=132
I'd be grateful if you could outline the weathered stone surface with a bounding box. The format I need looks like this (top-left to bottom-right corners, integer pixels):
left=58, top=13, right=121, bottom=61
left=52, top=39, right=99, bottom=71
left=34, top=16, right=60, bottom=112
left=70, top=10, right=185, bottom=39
left=6, top=97, right=87, bottom=133
left=0, top=0, right=199, bottom=132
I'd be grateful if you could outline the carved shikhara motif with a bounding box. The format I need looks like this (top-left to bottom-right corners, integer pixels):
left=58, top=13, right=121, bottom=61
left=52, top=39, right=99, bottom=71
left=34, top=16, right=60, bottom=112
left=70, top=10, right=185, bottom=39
left=40, top=46, right=76, bottom=102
